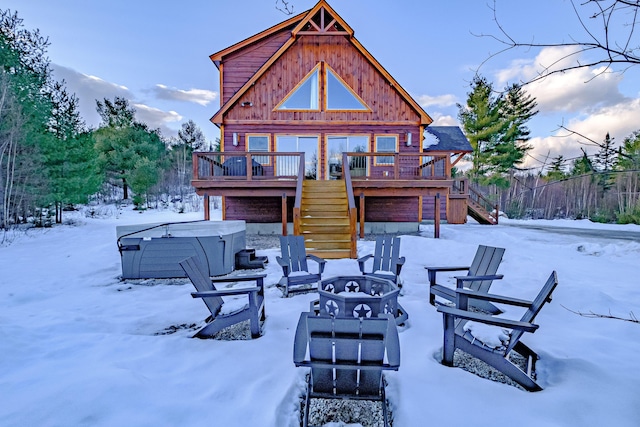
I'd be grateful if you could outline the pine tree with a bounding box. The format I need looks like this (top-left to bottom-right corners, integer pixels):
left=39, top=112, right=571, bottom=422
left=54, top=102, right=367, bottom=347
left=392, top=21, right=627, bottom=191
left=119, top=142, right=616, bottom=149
left=93, top=97, right=167, bottom=202
left=458, top=77, right=537, bottom=188
left=457, top=75, right=504, bottom=184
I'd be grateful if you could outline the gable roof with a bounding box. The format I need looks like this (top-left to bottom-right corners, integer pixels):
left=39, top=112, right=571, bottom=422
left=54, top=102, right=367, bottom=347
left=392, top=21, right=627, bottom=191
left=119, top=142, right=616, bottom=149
left=210, top=0, right=432, bottom=125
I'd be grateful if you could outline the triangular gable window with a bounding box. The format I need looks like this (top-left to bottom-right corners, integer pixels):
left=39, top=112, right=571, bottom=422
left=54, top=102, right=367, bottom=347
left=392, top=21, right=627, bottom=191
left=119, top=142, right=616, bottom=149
left=326, top=67, right=369, bottom=111
left=276, top=62, right=370, bottom=112
left=275, top=66, right=320, bottom=110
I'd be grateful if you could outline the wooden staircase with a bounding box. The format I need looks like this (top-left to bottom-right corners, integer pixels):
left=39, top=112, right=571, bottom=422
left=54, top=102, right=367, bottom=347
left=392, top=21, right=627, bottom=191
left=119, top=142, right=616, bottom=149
left=299, top=180, right=353, bottom=259
left=467, top=185, right=499, bottom=225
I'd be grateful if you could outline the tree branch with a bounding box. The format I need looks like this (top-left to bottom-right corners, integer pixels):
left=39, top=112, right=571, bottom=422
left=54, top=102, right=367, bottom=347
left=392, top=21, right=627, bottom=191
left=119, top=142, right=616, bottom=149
left=562, top=304, right=639, bottom=323
left=480, top=0, right=640, bottom=86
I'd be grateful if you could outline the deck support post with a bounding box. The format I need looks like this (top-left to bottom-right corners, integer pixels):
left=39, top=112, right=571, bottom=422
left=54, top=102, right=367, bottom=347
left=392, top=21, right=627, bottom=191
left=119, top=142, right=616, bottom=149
left=434, top=193, right=441, bottom=239
left=282, top=193, right=288, bottom=236
left=359, top=192, right=365, bottom=238
left=204, top=193, right=210, bottom=221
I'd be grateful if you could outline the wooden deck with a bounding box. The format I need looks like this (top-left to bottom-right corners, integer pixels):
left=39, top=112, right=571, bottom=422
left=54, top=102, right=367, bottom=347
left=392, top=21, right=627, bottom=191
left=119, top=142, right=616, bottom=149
left=190, top=151, right=482, bottom=234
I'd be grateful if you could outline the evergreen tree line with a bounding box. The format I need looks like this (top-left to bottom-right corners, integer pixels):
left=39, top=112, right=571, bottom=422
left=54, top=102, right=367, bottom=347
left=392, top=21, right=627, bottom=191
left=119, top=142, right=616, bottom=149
left=458, top=75, right=640, bottom=224
left=1, top=9, right=215, bottom=230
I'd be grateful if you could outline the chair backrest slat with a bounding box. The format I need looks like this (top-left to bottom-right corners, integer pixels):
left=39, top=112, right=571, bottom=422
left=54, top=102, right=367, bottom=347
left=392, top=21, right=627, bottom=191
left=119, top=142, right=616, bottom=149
left=300, top=314, right=398, bottom=397
left=179, top=257, right=223, bottom=316
left=507, top=271, right=558, bottom=353
left=372, top=236, right=401, bottom=272
left=280, top=235, right=309, bottom=273
left=468, top=245, right=505, bottom=293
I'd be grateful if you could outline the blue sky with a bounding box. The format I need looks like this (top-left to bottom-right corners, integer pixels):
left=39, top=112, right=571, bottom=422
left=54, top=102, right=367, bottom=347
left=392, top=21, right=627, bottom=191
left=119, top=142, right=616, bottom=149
left=4, top=0, right=640, bottom=172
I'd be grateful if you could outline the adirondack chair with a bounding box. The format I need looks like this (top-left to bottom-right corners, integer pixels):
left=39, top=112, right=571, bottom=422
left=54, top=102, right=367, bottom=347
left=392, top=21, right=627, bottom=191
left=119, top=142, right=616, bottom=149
left=426, top=244, right=505, bottom=313
left=293, top=312, right=400, bottom=427
left=437, top=271, right=559, bottom=391
left=179, top=256, right=266, bottom=339
left=276, top=235, right=326, bottom=297
left=357, top=236, right=405, bottom=286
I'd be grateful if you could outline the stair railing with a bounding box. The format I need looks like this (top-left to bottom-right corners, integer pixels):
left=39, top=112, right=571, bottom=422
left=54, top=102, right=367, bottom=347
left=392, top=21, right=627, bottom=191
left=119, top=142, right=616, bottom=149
left=467, top=181, right=499, bottom=224
left=343, top=153, right=358, bottom=258
left=293, top=153, right=305, bottom=235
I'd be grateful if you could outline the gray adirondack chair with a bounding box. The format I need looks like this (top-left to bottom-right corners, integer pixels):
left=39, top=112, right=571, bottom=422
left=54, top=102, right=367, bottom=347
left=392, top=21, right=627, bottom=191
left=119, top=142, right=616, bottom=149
left=357, top=236, right=405, bottom=286
left=276, top=235, right=326, bottom=297
left=293, top=312, right=400, bottom=427
left=179, top=256, right=266, bottom=339
left=426, top=245, right=505, bottom=313
left=437, top=271, right=559, bottom=391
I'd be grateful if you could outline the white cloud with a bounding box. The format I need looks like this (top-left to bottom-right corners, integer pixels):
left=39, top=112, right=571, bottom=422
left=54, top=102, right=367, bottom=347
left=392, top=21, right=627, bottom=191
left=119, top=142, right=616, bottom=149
left=495, top=46, right=626, bottom=113
left=430, top=114, right=458, bottom=126
left=417, top=93, right=458, bottom=108
left=523, top=98, right=640, bottom=171
left=133, top=103, right=183, bottom=137
left=51, top=64, right=133, bottom=128
left=150, top=84, right=218, bottom=106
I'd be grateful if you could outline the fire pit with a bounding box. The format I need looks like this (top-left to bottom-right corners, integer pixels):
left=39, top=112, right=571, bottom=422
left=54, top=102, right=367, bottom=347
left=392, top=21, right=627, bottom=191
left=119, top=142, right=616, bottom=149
left=317, top=275, right=405, bottom=323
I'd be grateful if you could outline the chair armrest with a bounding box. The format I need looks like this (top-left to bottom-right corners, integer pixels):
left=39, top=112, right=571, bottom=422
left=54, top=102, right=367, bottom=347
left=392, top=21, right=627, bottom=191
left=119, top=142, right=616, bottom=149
left=454, top=274, right=503, bottom=288
left=357, top=254, right=373, bottom=273
left=425, top=266, right=471, bottom=272
left=437, top=305, right=539, bottom=333
left=307, top=254, right=326, bottom=274
left=309, top=298, right=320, bottom=314
left=293, top=312, right=310, bottom=364
left=275, top=256, right=290, bottom=276
left=209, top=273, right=266, bottom=283
left=425, top=266, right=470, bottom=287
left=454, top=288, right=532, bottom=307
left=191, top=287, right=261, bottom=298
left=394, top=257, right=406, bottom=276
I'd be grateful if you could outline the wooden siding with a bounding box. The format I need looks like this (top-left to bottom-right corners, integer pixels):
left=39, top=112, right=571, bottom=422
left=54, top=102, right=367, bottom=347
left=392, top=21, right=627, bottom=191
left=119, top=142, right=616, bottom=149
left=422, top=194, right=448, bottom=221
left=447, top=194, right=467, bottom=224
left=221, top=30, right=292, bottom=104
left=222, top=194, right=456, bottom=224
left=362, top=197, right=419, bottom=222
left=225, top=196, right=295, bottom=222
left=224, top=35, right=421, bottom=124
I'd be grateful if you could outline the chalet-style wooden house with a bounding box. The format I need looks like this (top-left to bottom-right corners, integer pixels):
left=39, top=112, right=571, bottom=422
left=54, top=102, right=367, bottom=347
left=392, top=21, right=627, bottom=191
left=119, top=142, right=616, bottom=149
left=192, top=0, right=497, bottom=258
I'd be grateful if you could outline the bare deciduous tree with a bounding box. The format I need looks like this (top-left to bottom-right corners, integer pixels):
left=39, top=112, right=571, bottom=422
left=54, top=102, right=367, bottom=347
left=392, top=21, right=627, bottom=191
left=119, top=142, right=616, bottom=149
left=482, top=0, right=640, bottom=84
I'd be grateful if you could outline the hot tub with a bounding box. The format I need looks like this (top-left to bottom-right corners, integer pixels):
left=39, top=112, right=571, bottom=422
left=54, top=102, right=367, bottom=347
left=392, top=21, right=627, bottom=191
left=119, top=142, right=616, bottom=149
left=116, top=220, right=246, bottom=279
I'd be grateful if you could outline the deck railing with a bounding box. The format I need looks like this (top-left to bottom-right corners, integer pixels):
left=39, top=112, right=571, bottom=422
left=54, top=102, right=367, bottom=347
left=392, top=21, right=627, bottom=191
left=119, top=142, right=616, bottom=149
left=194, top=151, right=451, bottom=181
left=344, top=152, right=450, bottom=180
left=342, top=153, right=358, bottom=256
left=292, top=153, right=306, bottom=236
left=193, top=152, right=303, bottom=180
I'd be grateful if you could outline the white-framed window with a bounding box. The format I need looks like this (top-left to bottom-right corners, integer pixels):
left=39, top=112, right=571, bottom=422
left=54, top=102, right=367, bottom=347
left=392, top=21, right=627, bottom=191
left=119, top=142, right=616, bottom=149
left=274, top=66, right=320, bottom=111
left=247, top=134, right=270, bottom=165
left=276, top=135, right=319, bottom=178
left=325, top=68, right=369, bottom=111
left=326, top=135, right=369, bottom=179
left=274, top=62, right=370, bottom=112
left=375, top=135, right=398, bottom=165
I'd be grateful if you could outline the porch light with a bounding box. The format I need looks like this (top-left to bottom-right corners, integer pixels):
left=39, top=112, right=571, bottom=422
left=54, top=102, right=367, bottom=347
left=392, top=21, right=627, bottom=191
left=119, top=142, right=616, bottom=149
left=233, top=133, right=239, bottom=146
left=406, top=132, right=412, bottom=147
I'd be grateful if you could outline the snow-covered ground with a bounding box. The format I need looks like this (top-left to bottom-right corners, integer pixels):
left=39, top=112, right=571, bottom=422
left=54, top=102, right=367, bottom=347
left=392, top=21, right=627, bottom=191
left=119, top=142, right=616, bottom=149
left=1, top=206, right=639, bottom=427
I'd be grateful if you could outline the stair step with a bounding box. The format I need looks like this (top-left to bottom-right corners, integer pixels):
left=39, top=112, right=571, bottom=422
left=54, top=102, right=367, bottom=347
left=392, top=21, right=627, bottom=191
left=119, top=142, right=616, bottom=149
left=301, top=231, right=353, bottom=240
left=306, top=248, right=352, bottom=259
left=304, top=240, right=351, bottom=250
left=300, top=217, right=350, bottom=225
left=299, top=179, right=354, bottom=258
left=301, top=225, right=351, bottom=234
